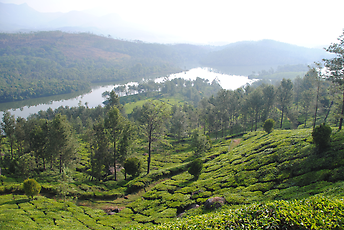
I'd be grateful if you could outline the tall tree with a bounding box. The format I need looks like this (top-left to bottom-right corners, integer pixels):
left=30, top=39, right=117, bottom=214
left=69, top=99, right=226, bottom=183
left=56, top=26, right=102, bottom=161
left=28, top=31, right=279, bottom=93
left=117, top=120, right=134, bottom=167
left=262, top=85, right=275, bottom=121
left=48, top=114, right=78, bottom=173
left=91, top=120, right=110, bottom=181
left=277, top=78, right=293, bottom=128
left=138, top=101, right=170, bottom=174
left=322, top=30, right=344, bottom=129
left=1, top=112, right=16, bottom=159
left=248, top=88, right=264, bottom=131
left=300, top=89, right=314, bottom=128
left=15, top=117, right=26, bottom=156
left=27, top=118, right=49, bottom=170
left=170, top=105, right=188, bottom=141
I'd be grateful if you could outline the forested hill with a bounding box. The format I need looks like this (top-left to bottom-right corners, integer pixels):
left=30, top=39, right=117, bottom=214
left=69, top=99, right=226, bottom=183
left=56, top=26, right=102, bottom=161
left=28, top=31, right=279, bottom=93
left=0, top=31, right=208, bottom=103
left=0, top=32, right=330, bottom=103
left=200, top=39, right=330, bottom=68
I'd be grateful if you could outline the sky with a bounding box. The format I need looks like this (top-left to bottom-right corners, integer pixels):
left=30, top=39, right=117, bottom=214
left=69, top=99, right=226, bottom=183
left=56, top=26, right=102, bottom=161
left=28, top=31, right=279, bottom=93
left=1, top=0, right=344, bottom=47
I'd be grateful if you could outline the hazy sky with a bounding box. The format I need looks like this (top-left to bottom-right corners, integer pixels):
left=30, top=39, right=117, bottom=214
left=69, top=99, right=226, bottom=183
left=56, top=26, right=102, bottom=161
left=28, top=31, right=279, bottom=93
left=1, top=0, right=344, bottom=47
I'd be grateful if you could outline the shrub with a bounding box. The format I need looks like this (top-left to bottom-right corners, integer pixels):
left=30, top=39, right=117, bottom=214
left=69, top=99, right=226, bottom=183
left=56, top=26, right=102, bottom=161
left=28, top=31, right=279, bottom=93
left=124, top=157, right=141, bottom=178
left=23, top=178, right=41, bottom=199
left=263, top=119, right=275, bottom=133
left=312, top=123, right=332, bottom=151
left=191, top=129, right=210, bottom=156
left=188, top=159, right=203, bottom=179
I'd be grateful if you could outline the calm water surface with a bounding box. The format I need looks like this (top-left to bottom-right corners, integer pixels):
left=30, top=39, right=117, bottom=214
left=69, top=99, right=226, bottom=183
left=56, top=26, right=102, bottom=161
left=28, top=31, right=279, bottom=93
left=0, top=67, right=257, bottom=119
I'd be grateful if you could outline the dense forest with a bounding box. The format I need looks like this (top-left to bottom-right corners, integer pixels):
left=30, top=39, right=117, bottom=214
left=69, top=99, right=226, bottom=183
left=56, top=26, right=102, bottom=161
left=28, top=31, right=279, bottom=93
left=0, top=31, right=344, bottom=229
left=0, top=31, right=330, bottom=103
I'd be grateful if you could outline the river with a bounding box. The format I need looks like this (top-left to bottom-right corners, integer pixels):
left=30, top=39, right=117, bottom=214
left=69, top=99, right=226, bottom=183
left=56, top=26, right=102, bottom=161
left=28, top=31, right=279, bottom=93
left=0, top=67, right=257, bottom=119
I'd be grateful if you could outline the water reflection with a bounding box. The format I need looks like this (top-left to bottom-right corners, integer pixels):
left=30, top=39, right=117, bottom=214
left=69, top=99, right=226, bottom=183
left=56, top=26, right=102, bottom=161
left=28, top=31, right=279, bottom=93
left=0, top=67, right=257, bottom=119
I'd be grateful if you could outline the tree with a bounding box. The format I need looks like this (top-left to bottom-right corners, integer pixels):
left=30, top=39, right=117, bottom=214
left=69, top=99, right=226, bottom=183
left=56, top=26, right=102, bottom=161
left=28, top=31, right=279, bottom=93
left=263, top=119, right=275, bottom=134
left=309, top=65, right=323, bottom=128
left=188, top=158, right=203, bottom=179
left=105, top=106, right=124, bottom=181
left=138, top=101, right=170, bottom=174
left=90, top=120, right=110, bottom=181
left=170, top=106, right=187, bottom=141
left=1, top=112, right=16, bottom=159
left=27, top=118, right=49, bottom=170
left=322, top=30, right=344, bottom=129
left=123, top=157, right=141, bottom=178
left=18, top=153, right=36, bottom=178
left=277, top=78, right=293, bottom=128
left=15, top=117, right=26, bottom=156
left=23, top=178, right=41, bottom=200
left=48, top=114, right=78, bottom=173
left=117, top=120, right=134, bottom=167
left=190, top=128, right=210, bottom=156
left=248, top=88, right=264, bottom=131
left=312, top=123, right=332, bottom=152
left=300, top=89, right=314, bottom=128
left=262, top=85, right=275, bottom=121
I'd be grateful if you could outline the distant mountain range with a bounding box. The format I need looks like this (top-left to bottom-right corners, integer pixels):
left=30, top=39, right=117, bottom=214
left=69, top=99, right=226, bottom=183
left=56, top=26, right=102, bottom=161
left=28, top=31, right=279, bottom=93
left=0, top=2, right=178, bottom=43
left=0, top=2, right=333, bottom=75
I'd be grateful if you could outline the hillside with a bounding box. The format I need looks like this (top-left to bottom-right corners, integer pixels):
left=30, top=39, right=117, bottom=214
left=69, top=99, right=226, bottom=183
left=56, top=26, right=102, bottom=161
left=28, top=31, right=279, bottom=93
left=1, top=128, right=344, bottom=229
left=200, top=40, right=330, bottom=75
left=0, top=31, right=204, bottom=102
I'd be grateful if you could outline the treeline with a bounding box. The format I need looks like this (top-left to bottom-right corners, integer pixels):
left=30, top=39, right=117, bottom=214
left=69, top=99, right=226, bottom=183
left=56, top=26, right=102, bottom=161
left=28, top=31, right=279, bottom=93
left=115, top=77, right=222, bottom=106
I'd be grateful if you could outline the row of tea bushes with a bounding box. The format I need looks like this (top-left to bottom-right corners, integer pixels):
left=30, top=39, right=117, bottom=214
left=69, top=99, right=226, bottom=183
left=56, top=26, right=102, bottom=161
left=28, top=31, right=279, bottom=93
left=0, top=194, right=145, bottom=229
left=154, top=196, right=344, bottom=230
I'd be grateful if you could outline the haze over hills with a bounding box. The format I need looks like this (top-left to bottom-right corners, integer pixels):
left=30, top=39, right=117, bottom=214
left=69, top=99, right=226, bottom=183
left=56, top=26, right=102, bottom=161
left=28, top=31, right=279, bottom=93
left=0, top=2, right=335, bottom=102
left=0, top=2, right=181, bottom=43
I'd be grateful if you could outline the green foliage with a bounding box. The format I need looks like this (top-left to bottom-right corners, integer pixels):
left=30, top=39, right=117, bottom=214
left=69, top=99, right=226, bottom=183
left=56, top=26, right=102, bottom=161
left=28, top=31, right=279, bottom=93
left=188, top=159, right=203, bottom=179
left=124, top=157, right=141, bottom=178
left=0, top=32, right=184, bottom=103
left=191, top=128, right=210, bottom=156
left=23, top=178, right=41, bottom=199
left=263, top=118, right=275, bottom=133
left=312, top=123, right=332, bottom=151
left=138, top=100, right=170, bottom=174
left=156, top=196, right=344, bottom=229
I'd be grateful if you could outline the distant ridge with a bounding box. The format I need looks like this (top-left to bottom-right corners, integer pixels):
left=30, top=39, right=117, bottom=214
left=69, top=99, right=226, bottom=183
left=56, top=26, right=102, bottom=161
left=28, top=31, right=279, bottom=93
left=200, top=39, right=330, bottom=67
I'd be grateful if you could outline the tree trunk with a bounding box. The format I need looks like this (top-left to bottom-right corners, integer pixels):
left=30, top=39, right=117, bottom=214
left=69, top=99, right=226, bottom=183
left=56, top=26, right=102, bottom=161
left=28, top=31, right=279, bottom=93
left=147, top=140, right=151, bottom=175
left=339, top=90, right=344, bottom=130
left=280, top=108, right=284, bottom=129
left=313, top=83, right=320, bottom=128
left=147, top=128, right=152, bottom=175
left=324, top=101, right=333, bottom=123
left=114, top=140, right=117, bottom=181
left=59, top=154, right=62, bottom=174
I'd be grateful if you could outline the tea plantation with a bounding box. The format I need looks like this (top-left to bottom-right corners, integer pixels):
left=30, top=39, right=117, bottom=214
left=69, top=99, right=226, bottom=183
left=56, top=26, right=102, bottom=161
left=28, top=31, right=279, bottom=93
left=1, top=128, right=344, bottom=229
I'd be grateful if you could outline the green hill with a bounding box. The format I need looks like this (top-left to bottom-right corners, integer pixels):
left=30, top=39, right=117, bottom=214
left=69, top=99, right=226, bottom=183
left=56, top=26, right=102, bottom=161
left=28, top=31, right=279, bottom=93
left=1, top=128, right=344, bottom=229
left=0, top=31, right=207, bottom=102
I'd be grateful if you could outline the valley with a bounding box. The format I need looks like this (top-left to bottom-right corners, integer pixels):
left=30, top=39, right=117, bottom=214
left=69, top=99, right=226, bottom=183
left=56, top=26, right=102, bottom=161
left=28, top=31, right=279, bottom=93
left=0, top=29, right=344, bottom=229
